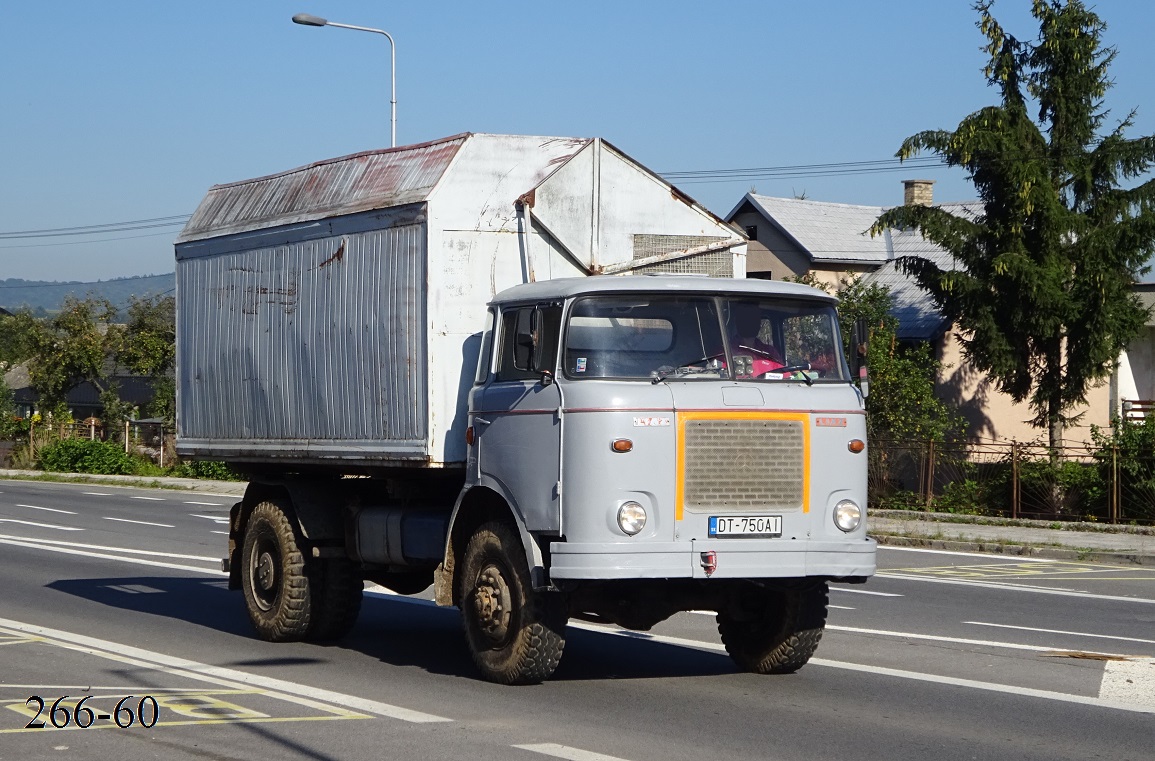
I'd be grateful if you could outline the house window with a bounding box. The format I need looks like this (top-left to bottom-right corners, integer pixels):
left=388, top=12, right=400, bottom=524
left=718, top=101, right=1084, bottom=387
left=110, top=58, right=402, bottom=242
left=744, top=225, right=758, bottom=241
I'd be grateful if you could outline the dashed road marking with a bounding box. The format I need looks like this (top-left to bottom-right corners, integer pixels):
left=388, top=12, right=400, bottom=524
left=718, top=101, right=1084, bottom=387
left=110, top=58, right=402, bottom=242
left=878, top=572, right=1155, bottom=604
left=184, top=501, right=227, bottom=507
left=830, top=587, right=902, bottom=597
left=102, top=517, right=174, bottom=528
left=0, top=534, right=218, bottom=562
left=514, top=743, right=634, bottom=761
left=964, top=621, right=1155, bottom=646
left=0, top=519, right=83, bottom=531
left=130, top=496, right=166, bottom=502
left=1100, top=658, right=1155, bottom=709
left=82, top=492, right=113, bottom=496
left=0, top=536, right=223, bottom=574
left=15, top=504, right=76, bottom=515
left=190, top=513, right=229, bottom=524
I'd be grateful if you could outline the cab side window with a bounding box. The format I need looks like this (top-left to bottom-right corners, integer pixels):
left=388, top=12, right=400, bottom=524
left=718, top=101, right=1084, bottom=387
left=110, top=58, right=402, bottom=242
left=495, top=304, right=562, bottom=382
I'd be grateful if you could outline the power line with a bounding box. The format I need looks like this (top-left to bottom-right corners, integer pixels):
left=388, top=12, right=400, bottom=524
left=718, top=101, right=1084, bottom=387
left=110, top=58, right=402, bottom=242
left=0, top=215, right=190, bottom=241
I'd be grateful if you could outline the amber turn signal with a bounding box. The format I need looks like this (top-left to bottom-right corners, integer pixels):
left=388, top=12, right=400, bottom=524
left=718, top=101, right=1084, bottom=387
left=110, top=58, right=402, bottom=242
left=848, top=439, right=865, bottom=453
left=611, top=439, right=634, bottom=453
left=465, top=426, right=475, bottom=446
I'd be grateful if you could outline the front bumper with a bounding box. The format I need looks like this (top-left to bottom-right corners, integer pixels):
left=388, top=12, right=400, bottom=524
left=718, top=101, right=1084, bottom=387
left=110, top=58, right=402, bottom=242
left=548, top=537, right=876, bottom=580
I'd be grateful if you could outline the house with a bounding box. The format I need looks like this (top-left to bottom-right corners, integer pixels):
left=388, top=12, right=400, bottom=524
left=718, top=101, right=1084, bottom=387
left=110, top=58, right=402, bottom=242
left=3, top=363, right=157, bottom=422
left=726, top=180, right=1149, bottom=445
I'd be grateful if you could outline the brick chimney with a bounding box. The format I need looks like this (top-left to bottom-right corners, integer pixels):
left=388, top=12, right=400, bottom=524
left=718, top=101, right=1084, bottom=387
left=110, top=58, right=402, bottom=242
left=903, top=179, right=935, bottom=207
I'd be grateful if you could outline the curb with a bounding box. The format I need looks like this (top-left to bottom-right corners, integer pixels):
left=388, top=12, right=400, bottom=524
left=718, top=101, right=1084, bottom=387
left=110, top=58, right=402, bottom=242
left=871, top=532, right=1155, bottom=566
left=0, top=469, right=246, bottom=497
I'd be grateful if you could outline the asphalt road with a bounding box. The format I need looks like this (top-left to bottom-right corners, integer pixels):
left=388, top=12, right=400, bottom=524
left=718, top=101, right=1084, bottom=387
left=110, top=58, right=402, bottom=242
left=1, top=480, right=1153, bottom=761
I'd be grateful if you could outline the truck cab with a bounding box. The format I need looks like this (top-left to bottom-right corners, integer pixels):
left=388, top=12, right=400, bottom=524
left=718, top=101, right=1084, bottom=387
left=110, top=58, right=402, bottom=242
left=441, top=275, right=874, bottom=681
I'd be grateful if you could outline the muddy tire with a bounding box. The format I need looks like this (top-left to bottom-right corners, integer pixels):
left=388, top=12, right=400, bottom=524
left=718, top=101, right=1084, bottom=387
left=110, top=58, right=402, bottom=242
left=241, top=500, right=312, bottom=641
left=459, top=521, right=567, bottom=684
left=717, top=581, right=828, bottom=674
left=306, top=556, right=363, bottom=642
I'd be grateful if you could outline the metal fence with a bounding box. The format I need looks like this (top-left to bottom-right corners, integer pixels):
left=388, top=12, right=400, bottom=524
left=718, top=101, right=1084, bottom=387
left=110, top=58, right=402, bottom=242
left=870, top=439, right=1155, bottom=525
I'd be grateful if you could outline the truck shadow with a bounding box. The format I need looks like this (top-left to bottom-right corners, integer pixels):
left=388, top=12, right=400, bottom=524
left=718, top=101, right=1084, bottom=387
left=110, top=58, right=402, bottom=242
left=46, top=577, right=738, bottom=681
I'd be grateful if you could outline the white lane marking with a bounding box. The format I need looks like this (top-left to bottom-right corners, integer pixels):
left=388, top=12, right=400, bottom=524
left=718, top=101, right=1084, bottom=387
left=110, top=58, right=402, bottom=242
left=211, top=530, right=228, bottom=535
left=879, top=572, right=1155, bottom=605
left=185, top=501, right=226, bottom=507
left=82, top=492, right=113, bottom=496
left=514, top=743, right=633, bottom=761
left=190, top=513, right=230, bottom=524
left=15, top=503, right=77, bottom=515
left=0, top=518, right=83, bottom=531
left=878, top=545, right=1054, bottom=562
left=826, top=624, right=1132, bottom=657
left=568, top=622, right=1155, bottom=715
left=829, top=605, right=856, bottom=610
left=105, top=584, right=165, bottom=594
left=103, top=517, right=175, bottom=528
left=0, top=538, right=223, bottom=574
left=0, top=617, right=452, bottom=724
left=1101, top=658, right=1155, bottom=709
left=0, top=533, right=219, bottom=562
left=830, top=587, right=902, bottom=597
left=964, top=621, right=1155, bottom=646
left=131, top=496, right=166, bottom=502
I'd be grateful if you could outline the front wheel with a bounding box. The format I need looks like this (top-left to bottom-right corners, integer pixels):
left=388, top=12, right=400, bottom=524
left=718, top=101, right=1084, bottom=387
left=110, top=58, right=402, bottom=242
left=459, top=521, right=567, bottom=684
left=718, top=581, right=828, bottom=674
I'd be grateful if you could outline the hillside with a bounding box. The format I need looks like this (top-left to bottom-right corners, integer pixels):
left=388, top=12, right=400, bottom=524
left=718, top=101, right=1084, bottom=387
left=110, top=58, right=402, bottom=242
left=0, top=273, right=174, bottom=315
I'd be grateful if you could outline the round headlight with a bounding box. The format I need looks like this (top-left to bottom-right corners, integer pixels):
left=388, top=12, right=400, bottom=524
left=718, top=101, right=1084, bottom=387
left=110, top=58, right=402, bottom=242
left=833, top=500, right=862, bottom=532
left=617, top=501, right=647, bottom=536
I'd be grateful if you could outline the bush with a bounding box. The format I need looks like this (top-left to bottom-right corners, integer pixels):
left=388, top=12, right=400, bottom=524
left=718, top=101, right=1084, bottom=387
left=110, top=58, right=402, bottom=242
left=38, top=439, right=138, bottom=475
left=168, top=459, right=241, bottom=481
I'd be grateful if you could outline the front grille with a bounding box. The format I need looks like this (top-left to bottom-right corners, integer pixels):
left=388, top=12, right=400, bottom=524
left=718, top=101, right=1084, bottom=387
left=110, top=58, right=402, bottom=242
left=682, top=418, right=805, bottom=512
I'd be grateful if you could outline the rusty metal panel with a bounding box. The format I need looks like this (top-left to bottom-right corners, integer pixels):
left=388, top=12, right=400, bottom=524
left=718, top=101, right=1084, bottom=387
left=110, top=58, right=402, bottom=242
left=177, top=134, right=466, bottom=244
left=176, top=218, right=427, bottom=462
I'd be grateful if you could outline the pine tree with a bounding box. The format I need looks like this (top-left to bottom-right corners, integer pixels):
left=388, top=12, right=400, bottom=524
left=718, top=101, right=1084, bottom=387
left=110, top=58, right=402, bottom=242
left=872, top=0, right=1155, bottom=449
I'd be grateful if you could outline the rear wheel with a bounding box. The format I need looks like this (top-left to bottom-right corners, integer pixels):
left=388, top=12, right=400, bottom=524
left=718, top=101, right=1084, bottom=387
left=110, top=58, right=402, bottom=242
left=307, top=556, right=363, bottom=642
left=241, top=500, right=312, bottom=641
left=459, top=521, right=567, bottom=684
left=717, top=581, right=828, bottom=674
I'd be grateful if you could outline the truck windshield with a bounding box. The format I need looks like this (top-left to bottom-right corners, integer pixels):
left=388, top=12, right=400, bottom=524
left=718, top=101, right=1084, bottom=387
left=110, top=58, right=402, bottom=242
left=562, top=294, right=848, bottom=383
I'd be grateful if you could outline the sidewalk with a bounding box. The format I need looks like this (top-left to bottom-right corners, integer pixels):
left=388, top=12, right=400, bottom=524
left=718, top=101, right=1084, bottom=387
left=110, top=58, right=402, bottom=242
left=0, top=469, right=246, bottom=497
left=870, top=509, right=1155, bottom=565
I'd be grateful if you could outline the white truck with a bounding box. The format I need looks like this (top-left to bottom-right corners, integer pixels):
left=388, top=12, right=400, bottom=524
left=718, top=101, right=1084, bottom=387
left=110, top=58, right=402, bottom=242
left=176, top=134, right=875, bottom=684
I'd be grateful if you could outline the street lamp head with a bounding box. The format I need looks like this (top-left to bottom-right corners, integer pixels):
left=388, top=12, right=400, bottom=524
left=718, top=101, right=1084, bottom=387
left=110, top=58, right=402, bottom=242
left=292, top=13, right=328, bottom=27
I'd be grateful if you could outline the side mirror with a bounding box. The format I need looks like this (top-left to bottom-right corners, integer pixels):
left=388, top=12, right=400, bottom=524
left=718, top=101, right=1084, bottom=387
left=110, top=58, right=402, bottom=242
left=851, top=318, right=869, bottom=398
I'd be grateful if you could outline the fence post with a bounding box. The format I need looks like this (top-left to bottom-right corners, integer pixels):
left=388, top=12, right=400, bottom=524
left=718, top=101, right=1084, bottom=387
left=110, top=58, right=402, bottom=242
left=124, top=420, right=130, bottom=454
left=159, top=429, right=165, bottom=469
left=1011, top=441, right=1020, bottom=520
left=1111, top=445, right=1119, bottom=525
left=925, top=439, right=936, bottom=507
left=29, top=418, right=34, bottom=459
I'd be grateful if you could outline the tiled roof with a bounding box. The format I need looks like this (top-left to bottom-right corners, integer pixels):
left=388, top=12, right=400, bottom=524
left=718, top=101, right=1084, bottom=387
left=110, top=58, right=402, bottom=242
left=740, top=195, right=889, bottom=264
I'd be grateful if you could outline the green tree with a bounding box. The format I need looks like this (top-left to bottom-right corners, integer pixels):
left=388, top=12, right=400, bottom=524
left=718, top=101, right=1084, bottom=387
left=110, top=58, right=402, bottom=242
left=118, top=294, right=175, bottom=425
left=789, top=273, right=965, bottom=442
left=25, top=296, right=123, bottom=412
left=0, top=309, right=38, bottom=368
left=871, top=0, right=1155, bottom=450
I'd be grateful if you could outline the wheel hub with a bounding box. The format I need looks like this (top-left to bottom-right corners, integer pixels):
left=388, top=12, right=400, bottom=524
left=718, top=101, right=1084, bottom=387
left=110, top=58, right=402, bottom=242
left=472, top=564, right=512, bottom=643
left=256, top=552, right=276, bottom=591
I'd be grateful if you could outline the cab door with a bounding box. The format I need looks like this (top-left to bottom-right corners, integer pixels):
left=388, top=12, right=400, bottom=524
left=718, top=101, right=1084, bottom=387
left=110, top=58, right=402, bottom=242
left=476, top=303, right=563, bottom=533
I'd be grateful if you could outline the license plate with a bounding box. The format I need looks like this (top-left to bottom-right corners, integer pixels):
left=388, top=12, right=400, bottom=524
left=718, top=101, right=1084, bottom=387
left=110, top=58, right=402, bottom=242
left=708, top=515, right=782, bottom=537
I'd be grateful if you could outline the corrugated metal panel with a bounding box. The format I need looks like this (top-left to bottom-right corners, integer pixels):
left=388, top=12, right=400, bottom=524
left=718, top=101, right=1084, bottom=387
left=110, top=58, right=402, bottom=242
left=177, top=223, right=427, bottom=456
left=177, top=135, right=467, bottom=244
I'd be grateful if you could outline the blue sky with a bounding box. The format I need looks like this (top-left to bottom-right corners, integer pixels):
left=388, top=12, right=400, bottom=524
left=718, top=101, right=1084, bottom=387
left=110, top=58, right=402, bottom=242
left=3, top=0, right=1154, bottom=282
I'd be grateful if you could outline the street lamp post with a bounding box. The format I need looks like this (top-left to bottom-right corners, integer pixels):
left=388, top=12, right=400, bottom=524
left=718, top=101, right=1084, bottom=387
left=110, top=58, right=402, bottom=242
left=292, top=13, right=397, bottom=148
